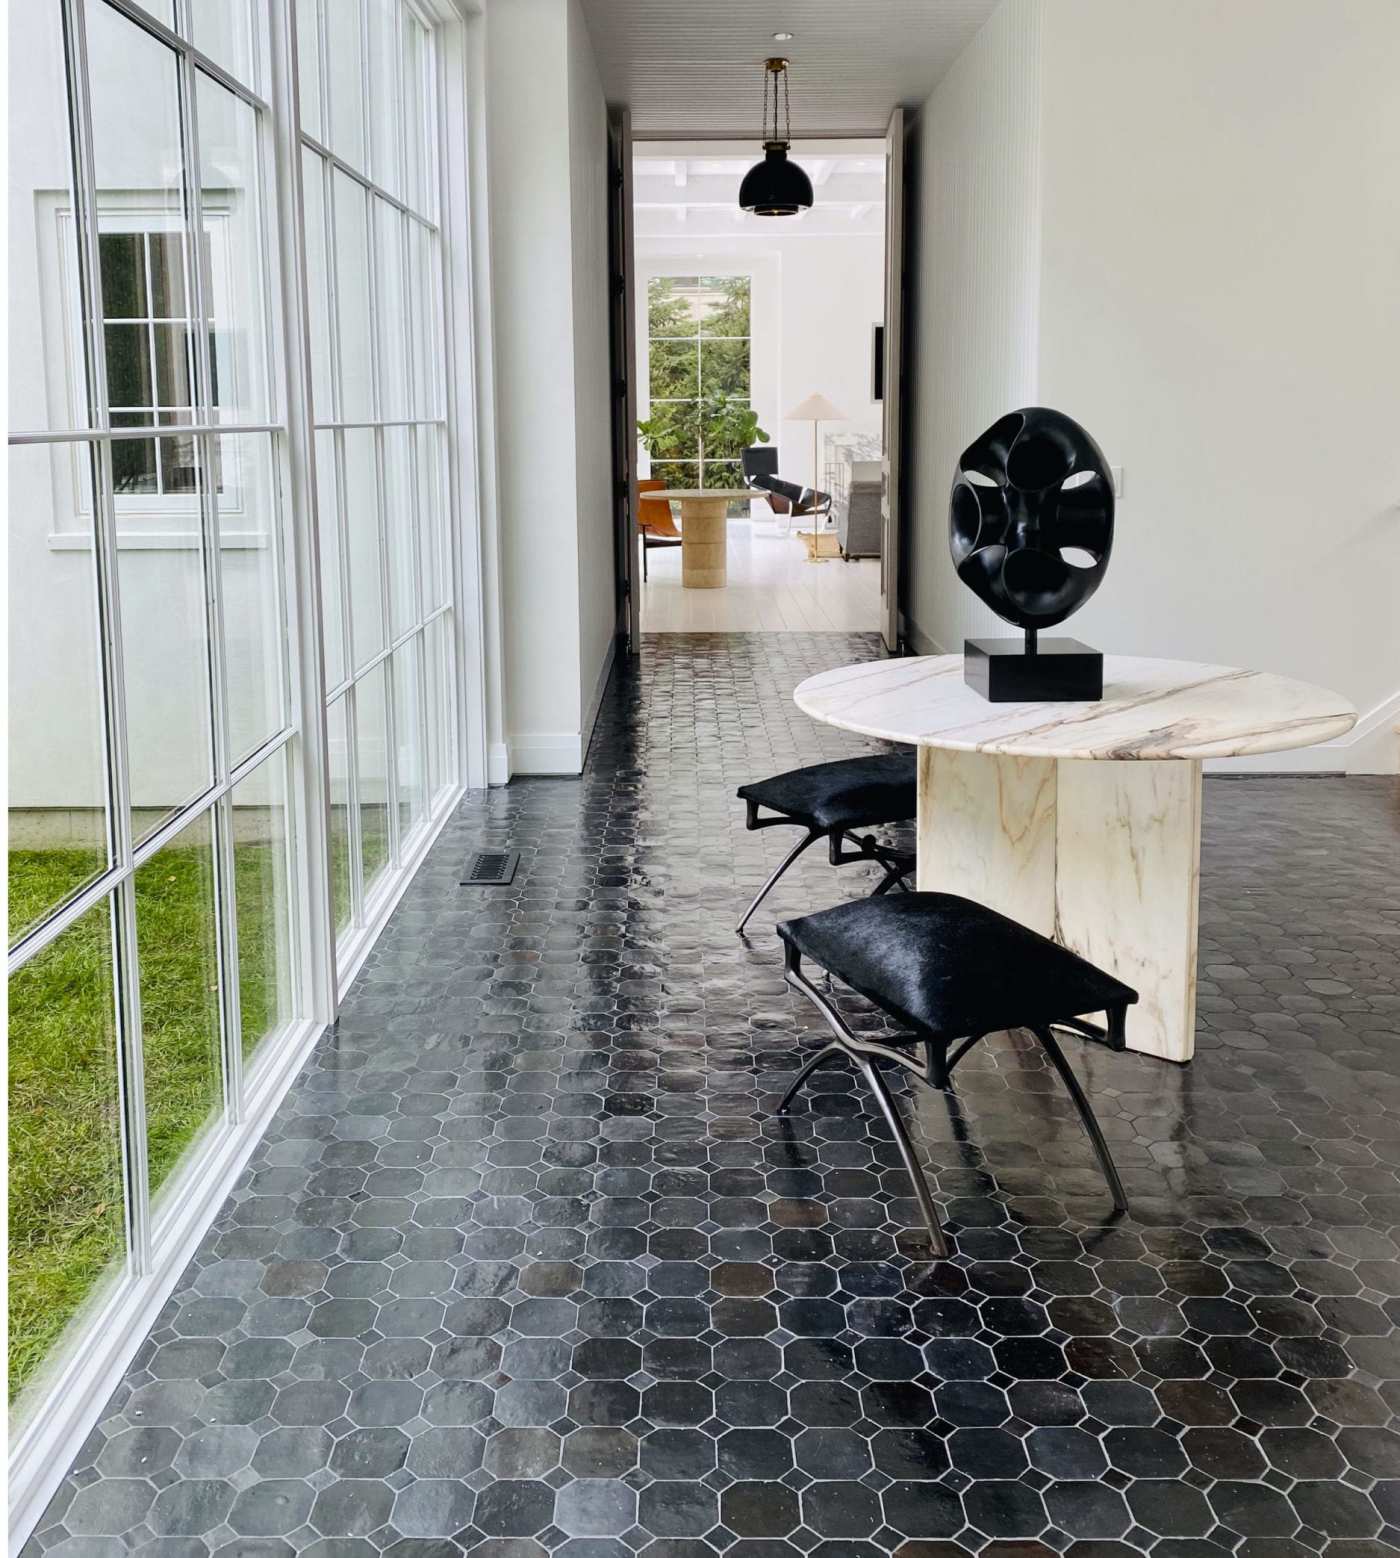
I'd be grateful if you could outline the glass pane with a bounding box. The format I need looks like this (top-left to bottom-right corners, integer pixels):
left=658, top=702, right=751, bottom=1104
left=407, top=220, right=439, bottom=418
left=356, top=664, right=390, bottom=896
left=326, top=0, right=365, bottom=172
left=701, top=460, right=744, bottom=492
left=402, top=12, right=429, bottom=215
left=326, top=694, right=352, bottom=934
left=198, top=72, right=272, bottom=423
left=416, top=423, right=448, bottom=611
left=118, top=439, right=214, bottom=842
left=316, top=428, right=346, bottom=689
left=87, top=6, right=188, bottom=420
left=345, top=428, right=383, bottom=671
left=650, top=460, right=698, bottom=492
left=111, top=419, right=158, bottom=493
left=8, top=897, right=125, bottom=1400
left=9, top=2, right=90, bottom=431
left=699, top=275, right=750, bottom=336
left=99, top=232, right=147, bottom=319
left=188, top=0, right=263, bottom=94
left=104, top=321, right=154, bottom=408
left=424, top=613, right=446, bottom=801
left=136, top=808, right=224, bottom=1201
left=8, top=444, right=110, bottom=945
left=642, top=400, right=701, bottom=461
left=152, top=322, right=194, bottom=408
left=647, top=276, right=699, bottom=336
left=301, top=149, right=334, bottom=419
left=294, top=0, right=322, bottom=142
left=232, top=752, right=294, bottom=1063
left=220, top=434, right=286, bottom=764
left=333, top=171, right=373, bottom=421
left=367, top=0, right=402, bottom=196
left=374, top=198, right=408, bottom=418
left=649, top=341, right=697, bottom=401
left=384, top=425, right=415, bottom=638
left=392, top=637, right=424, bottom=840
left=701, top=338, right=749, bottom=400
left=703, top=399, right=754, bottom=459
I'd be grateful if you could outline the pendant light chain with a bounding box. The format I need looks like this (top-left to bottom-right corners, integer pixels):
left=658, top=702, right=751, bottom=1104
left=782, top=63, right=791, bottom=143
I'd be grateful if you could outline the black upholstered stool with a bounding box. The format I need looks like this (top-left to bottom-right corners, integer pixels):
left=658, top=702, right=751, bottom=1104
left=735, top=753, right=916, bottom=934
left=776, top=892, right=1138, bottom=1256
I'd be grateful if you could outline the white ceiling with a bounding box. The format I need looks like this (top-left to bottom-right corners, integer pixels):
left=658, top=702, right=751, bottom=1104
left=577, top=0, right=999, bottom=136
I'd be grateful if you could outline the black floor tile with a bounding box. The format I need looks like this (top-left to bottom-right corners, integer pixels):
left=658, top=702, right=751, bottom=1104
left=25, top=633, right=1400, bottom=1557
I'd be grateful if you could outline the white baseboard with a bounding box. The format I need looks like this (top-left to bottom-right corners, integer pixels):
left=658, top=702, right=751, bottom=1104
left=487, top=742, right=511, bottom=787
left=508, top=731, right=585, bottom=775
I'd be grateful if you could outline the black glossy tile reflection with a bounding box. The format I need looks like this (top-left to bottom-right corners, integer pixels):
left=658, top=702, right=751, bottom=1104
left=27, top=633, right=1400, bottom=1557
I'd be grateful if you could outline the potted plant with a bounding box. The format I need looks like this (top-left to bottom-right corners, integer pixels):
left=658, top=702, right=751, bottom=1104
left=638, top=393, right=770, bottom=492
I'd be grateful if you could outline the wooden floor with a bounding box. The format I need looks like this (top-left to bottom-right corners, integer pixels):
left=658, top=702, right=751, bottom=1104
left=640, top=520, right=880, bottom=632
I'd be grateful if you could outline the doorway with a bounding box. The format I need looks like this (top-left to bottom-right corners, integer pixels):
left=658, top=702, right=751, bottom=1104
left=625, top=139, right=893, bottom=637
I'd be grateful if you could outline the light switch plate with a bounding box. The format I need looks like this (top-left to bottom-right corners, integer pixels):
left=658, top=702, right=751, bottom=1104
left=1111, top=465, right=1124, bottom=498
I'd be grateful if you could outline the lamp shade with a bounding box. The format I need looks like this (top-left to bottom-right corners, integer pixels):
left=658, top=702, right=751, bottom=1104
left=786, top=393, right=846, bottom=422
left=739, top=146, right=814, bottom=217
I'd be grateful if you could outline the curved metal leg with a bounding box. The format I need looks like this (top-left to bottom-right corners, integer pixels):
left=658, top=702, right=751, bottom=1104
left=736, top=828, right=820, bottom=934
left=775, top=1040, right=846, bottom=1113
left=853, top=1052, right=949, bottom=1258
left=1031, top=1026, right=1129, bottom=1213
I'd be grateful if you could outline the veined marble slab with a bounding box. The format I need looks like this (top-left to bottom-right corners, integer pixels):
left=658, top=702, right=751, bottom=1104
left=794, top=655, right=1357, bottom=760
left=798, top=655, right=1355, bottom=1063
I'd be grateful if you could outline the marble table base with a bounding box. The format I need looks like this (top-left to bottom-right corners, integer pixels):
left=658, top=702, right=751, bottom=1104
left=917, top=747, right=1202, bottom=1062
left=679, top=497, right=729, bottom=588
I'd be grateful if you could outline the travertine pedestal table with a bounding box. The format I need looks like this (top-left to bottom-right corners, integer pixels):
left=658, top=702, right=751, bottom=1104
left=650, top=489, right=734, bottom=588
left=793, top=656, right=1356, bottom=1062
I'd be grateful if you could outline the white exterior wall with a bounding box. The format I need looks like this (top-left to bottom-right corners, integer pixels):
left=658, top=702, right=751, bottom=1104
left=8, top=5, right=277, bottom=815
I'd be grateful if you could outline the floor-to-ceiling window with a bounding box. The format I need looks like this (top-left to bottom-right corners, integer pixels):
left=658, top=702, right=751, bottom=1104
left=7, top=0, right=467, bottom=1520
left=641, top=274, right=753, bottom=492
left=296, top=0, right=456, bottom=965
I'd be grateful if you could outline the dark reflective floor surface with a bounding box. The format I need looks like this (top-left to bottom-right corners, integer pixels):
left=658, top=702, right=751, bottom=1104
left=29, top=634, right=1400, bottom=1557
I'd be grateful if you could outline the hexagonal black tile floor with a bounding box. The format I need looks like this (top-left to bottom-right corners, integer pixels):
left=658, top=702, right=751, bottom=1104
left=22, top=634, right=1400, bottom=1557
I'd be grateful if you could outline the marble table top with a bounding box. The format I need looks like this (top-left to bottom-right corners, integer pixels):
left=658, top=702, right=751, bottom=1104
left=794, top=655, right=1357, bottom=760
left=647, top=489, right=740, bottom=501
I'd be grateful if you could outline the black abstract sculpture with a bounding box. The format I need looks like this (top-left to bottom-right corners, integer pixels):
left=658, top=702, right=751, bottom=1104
left=950, top=407, right=1114, bottom=702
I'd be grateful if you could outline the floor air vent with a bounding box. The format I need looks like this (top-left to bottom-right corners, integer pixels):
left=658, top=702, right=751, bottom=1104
left=461, top=850, right=519, bottom=886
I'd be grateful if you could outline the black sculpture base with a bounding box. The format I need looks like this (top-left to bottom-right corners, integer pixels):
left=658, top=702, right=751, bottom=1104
left=964, top=637, right=1103, bottom=703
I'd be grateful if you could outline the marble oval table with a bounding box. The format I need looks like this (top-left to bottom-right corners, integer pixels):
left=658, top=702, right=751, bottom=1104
left=649, top=489, right=736, bottom=589
left=794, top=655, right=1357, bottom=1063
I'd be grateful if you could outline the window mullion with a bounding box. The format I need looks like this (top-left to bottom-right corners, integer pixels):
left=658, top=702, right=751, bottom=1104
left=178, top=40, right=244, bottom=1126
left=60, top=0, right=153, bottom=1283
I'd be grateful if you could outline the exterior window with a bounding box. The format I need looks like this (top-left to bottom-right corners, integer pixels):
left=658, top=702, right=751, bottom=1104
left=644, top=274, right=752, bottom=492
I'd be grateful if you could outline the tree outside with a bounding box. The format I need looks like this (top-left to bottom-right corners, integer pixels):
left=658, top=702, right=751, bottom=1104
left=642, top=276, right=758, bottom=493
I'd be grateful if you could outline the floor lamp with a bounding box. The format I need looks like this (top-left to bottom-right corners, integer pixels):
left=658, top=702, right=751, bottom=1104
left=786, top=392, right=846, bottom=509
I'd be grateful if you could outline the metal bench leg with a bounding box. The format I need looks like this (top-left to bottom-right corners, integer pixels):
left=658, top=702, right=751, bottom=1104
left=853, top=1052, right=950, bottom=1258
left=736, top=828, right=820, bottom=934
left=775, top=1040, right=846, bottom=1114
left=1031, top=1026, right=1129, bottom=1214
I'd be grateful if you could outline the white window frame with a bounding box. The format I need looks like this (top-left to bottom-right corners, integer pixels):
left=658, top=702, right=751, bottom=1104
left=7, top=0, right=497, bottom=1544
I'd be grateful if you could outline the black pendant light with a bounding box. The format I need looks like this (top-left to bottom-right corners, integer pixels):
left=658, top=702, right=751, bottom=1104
left=739, top=58, right=813, bottom=217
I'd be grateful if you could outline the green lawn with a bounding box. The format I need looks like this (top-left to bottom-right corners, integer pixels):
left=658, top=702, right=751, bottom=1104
left=8, top=840, right=284, bottom=1399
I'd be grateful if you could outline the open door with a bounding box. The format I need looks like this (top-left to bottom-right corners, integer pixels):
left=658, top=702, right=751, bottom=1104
left=880, top=107, right=906, bottom=654
left=606, top=107, right=641, bottom=653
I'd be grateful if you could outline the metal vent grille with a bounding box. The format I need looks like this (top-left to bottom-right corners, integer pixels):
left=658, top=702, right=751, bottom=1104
left=461, top=850, right=518, bottom=886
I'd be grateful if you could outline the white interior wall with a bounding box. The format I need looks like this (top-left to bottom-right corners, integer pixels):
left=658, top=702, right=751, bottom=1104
left=902, top=0, right=1043, bottom=657
left=905, top=0, right=1400, bottom=773
left=1036, top=0, right=1400, bottom=773
left=566, top=0, right=618, bottom=743
left=636, top=234, right=885, bottom=493
left=485, top=0, right=614, bottom=776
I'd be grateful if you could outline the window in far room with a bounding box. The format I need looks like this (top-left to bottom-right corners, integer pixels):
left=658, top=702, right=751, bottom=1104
left=644, top=274, right=752, bottom=492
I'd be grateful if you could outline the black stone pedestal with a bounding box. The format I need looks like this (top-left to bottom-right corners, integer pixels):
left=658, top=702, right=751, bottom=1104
left=964, top=636, right=1103, bottom=702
